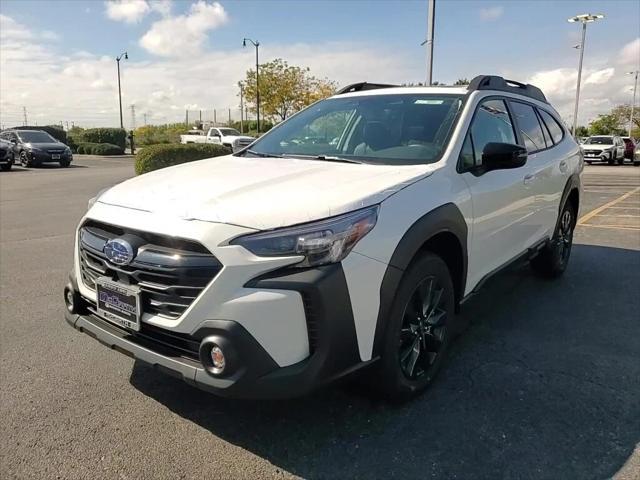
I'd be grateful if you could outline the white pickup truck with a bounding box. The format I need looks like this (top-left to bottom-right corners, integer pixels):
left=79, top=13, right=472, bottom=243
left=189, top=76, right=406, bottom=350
left=180, top=127, right=254, bottom=151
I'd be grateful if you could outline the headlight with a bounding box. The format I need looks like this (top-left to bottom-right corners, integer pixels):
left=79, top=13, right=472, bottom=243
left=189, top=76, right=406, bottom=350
left=231, top=205, right=379, bottom=268
left=87, top=187, right=110, bottom=210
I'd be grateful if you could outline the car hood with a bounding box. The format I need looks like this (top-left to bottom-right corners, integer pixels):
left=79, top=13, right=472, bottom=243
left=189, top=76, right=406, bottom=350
left=581, top=144, right=613, bottom=151
left=99, top=155, right=435, bottom=229
left=27, top=142, right=66, bottom=150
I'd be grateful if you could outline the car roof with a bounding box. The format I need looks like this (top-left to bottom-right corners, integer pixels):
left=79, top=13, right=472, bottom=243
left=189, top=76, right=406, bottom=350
left=333, top=85, right=469, bottom=99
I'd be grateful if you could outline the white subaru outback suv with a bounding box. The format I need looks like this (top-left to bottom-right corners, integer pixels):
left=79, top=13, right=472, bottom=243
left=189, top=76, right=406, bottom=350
left=64, top=75, right=582, bottom=400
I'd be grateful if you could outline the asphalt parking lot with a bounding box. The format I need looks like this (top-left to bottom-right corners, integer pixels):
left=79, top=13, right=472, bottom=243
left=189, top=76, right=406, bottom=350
left=1, top=156, right=638, bottom=480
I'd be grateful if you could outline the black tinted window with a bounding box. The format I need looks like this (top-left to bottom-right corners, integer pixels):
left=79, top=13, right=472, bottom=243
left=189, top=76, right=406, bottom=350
left=469, top=99, right=516, bottom=161
left=510, top=102, right=546, bottom=152
left=538, top=110, right=564, bottom=145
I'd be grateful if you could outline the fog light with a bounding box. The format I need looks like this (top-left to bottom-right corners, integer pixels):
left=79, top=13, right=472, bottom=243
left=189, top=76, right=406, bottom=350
left=210, top=346, right=226, bottom=374
left=64, top=285, right=75, bottom=313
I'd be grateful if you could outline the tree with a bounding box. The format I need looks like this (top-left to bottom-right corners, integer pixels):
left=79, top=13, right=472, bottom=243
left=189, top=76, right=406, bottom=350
left=454, top=78, right=470, bottom=85
left=241, top=59, right=337, bottom=121
left=588, top=114, right=625, bottom=136
left=610, top=104, right=640, bottom=136
left=575, top=125, right=589, bottom=138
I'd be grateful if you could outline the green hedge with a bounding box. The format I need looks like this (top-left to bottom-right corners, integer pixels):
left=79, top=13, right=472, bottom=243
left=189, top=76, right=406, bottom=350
left=76, top=142, right=124, bottom=155
left=10, top=126, right=67, bottom=144
left=135, top=143, right=231, bottom=175
left=79, top=128, right=127, bottom=149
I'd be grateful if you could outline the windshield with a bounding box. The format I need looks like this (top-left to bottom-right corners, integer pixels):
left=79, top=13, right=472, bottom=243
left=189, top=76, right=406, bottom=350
left=240, top=93, right=464, bottom=165
left=218, top=128, right=241, bottom=136
left=585, top=137, right=613, bottom=145
left=17, top=131, right=57, bottom=143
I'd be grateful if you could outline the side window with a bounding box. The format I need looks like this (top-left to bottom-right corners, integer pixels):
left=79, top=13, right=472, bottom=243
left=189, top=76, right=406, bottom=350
left=510, top=101, right=547, bottom=152
left=459, top=134, right=475, bottom=169
left=469, top=99, right=517, bottom=161
left=538, top=109, right=564, bottom=145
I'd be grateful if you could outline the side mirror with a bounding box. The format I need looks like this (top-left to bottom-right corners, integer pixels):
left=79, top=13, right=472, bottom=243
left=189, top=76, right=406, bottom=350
left=481, top=142, right=527, bottom=171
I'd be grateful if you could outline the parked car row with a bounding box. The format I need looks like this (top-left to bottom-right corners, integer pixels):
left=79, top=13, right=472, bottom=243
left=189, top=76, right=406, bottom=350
left=0, top=129, right=73, bottom=170
left=579, top=135, right=639, bottom=166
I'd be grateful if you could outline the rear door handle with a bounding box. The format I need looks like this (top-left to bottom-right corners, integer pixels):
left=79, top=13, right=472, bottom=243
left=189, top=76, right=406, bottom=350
left=523, top=174, right=535, bottom=185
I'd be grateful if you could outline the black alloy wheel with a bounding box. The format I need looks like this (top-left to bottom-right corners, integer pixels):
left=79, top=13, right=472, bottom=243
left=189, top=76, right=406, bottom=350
left=374, top=253, right=455, bottom=400
left=399, top=276, right=448, bottom=380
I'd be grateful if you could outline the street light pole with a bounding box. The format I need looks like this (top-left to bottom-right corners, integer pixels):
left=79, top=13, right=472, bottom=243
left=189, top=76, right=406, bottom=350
left=627, top=70, right=639, bottom=138
left=567, top=14, right=604, bottom=137
left=116, top=51, right=128, bottom=129
left=425, top=0, right=436, bottom=86
left=243, top=38, right=260, bottom=134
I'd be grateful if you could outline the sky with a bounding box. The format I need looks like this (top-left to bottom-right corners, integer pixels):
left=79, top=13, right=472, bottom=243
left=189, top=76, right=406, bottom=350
left=0, top=0, right=638, bottom=129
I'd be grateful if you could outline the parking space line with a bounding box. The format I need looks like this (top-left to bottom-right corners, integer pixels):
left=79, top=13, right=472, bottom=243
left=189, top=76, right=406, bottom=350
left=578, top=187, right=640, bottom=225
left=579, top=224, right=640, bottom=231
left=594, top=214, right=640, bottom=218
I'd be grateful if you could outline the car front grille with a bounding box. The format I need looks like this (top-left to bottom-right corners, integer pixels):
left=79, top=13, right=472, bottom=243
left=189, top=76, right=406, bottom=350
left=78, top=220, right=222, bottom=320
left=232, top=138, right=254, bottom=152
left=583, top=150, right=602, bottom=156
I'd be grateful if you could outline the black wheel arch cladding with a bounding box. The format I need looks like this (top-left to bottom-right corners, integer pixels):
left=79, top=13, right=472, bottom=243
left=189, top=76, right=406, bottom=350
left=372, top=202, right=468, bottom=358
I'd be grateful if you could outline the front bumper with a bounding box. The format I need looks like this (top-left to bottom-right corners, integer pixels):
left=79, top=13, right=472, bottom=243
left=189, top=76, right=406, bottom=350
left=29, top=150, right=72, bottom=163
left=65, top=264, right=371, bottom=399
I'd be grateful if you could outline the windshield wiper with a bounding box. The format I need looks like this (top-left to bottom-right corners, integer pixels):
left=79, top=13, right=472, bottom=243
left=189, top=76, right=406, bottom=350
left=282, top=154, right=363, bottom=164
left=243, top=149, right=283, bottom=158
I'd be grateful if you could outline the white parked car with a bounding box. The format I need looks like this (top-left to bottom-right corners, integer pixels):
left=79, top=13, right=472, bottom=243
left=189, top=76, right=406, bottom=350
left=180, top=127, right=254, bottom=152
left=64, top=76, right=582, bottom=400
left=580, top=135, right=626, bottom=165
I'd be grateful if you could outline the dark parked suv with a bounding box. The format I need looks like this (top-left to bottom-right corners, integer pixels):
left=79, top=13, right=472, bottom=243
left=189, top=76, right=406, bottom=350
left=0, top=138, right=14, bottom=171
left=0, top=130, right=73, bottom=168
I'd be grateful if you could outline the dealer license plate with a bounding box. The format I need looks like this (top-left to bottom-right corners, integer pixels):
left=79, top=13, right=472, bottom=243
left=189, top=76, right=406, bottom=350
left=96, top=278, right=141, bottom=331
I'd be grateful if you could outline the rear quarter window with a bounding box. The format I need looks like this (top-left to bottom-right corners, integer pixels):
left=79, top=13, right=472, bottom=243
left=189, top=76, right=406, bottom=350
left=538, top=109, right=564, bottom=145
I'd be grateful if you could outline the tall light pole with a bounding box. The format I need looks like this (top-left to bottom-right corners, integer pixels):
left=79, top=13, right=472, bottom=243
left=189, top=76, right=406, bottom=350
left=243, top=38, right=260, bottom=134
left=116, top=51, right=128, bottom=129
left=424, top=0, right=436, bottom=86
left=567, top=14, right=604, bottom=137
left=627, top=70, right=639, bottom=138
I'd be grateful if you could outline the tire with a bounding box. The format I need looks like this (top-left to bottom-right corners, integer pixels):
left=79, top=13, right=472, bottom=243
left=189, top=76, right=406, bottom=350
left=19, top=151, right=30, bottom=167
left=617, top=154, right=624, bottom=165
left=531, top=202, right=576, bottom=278
left=374, top=253, right=455, bottom=401
left=59, top=159, right=70, bottom=168
left=0, top=162, right=11, bottom=171
left=608, top=153, right=615, bottom=165
left=586, top=160, right=592, bottom=165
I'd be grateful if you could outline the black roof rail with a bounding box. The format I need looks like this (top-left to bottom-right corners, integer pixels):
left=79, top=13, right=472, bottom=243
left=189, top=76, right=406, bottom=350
left=336, top=82, right=398, bottom=95
left=467, top=75, right=548, bottom=103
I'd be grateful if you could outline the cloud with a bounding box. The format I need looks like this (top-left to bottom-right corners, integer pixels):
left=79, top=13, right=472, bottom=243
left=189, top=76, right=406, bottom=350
left=140, top=1, right=227, bottom=56
left=105, top=0, right=151, bottom=23
left=479, top=6, right=503, bottom=21
left=584, top=68, right=614, bottom=85
left=618, top=38, right=639, bottom=67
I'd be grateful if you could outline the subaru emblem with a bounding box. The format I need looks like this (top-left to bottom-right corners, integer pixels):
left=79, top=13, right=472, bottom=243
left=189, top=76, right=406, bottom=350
left=104, top=238, right=134, bottom=265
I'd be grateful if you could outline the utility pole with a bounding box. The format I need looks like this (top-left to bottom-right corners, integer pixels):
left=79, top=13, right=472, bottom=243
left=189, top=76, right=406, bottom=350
left=22, top=106, right=28, bottom=126
left=185, top=109, right=189, bottom=126
left=422, top=0, right=436, bottom=86
left=228, top=108, right=231, bottom=125
left=627, top=70, right=639, bottom=137
left=239, top=82, right=244, bottom=134
left=143, top=113, right=148, bottom=126
left=199, top=109, right=202, bottom=123
left=129, top=104, right=136, bottom=130
left=214, top=109, right=217, bottom=125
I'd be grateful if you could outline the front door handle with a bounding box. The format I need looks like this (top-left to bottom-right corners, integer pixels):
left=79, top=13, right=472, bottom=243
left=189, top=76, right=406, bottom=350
left=559, top=160, right=568, bottom=173
left=523, top=173, right=535, bottom=185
